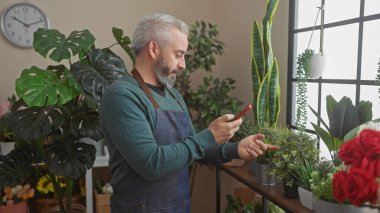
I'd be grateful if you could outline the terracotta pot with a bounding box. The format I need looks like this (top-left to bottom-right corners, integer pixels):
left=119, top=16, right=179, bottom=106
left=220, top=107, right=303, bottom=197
left=0, top=201, right=29, bottom=213
left=34, top=195, right=83, bottom=213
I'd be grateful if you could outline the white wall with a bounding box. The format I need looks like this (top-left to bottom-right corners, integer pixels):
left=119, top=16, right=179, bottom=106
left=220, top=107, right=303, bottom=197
left=0, top=0, right=289, bottom=212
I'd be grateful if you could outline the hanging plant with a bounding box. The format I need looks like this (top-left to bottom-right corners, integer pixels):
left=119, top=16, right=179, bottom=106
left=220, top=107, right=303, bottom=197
left=295, top=49, right=314, bottom=131
left=376, top=58, right=380, bottom=99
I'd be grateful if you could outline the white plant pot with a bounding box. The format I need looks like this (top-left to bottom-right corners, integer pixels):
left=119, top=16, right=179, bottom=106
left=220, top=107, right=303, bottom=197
left=310, top=52, right=326, bottom=79
left=298, top=187, right=314, bottom=210
left=0, top=142, right=15, bottom=155
left=314, top=199, right=378, bottom=213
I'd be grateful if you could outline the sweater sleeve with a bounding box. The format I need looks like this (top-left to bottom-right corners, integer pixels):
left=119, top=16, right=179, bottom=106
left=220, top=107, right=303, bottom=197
left=101, top=90, right=217, bottom=181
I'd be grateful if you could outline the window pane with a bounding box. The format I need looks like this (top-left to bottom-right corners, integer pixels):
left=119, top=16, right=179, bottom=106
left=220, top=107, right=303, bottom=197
left=321, top=84, right=356, bottom=124
left=324, top=0, right=360, bottom=24
left=291, top=82, right=319, bottom=130
left=361, top=19, right=380, bottom=80
left=295, top=0, right=320, bottom=29
left=360, top=85, right=380, bottom=119
left=365, top=0, right=380, bottom=16
left=323, top=24, right=358, bottom=79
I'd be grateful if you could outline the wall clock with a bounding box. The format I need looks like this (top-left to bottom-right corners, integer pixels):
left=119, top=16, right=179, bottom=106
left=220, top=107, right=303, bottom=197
left=1, top=3, right=50, bottom=48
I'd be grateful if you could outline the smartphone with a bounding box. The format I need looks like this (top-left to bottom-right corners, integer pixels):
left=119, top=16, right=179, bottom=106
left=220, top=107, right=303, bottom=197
left=232, top=104, right=252, bottom=121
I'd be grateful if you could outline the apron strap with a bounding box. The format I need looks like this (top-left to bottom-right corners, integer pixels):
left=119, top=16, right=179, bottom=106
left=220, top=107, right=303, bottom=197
left=131, top=68, right=160, bottom=109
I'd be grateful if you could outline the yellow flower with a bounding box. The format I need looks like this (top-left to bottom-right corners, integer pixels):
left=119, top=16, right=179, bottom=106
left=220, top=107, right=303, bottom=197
left=36, top=175, right=66, bottom=194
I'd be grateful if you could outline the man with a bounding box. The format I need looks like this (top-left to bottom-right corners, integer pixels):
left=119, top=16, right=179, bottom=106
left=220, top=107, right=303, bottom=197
left=100, top=13, right=278, bottom=213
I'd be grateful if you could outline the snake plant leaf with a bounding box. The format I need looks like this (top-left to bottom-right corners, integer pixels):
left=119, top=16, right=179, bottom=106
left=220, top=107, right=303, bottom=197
left=263, top=21, right=273, bottom=76
left=268, top=59, right=280, bottom=127
left=357, top=100, right=372, bottom=124
left=252, top=20, right=265, bottom=80
left=16, top=66, right=78, bottom=107
left=8, top=105, right=68, bottom=141
left=262, top=0, right=278, bottom=67
left=329, top=97, right=360, bottom=139
left=0, top=148, right=34, bottom=189
left=46, top=139, right=96, bottom=179
left=112, top=27, right=135, bottom=64
left=69, top=105, right=103, bottom=141
left=257, top=74, right=269, bottom=127
left=34, top=28, right=95, bottom=63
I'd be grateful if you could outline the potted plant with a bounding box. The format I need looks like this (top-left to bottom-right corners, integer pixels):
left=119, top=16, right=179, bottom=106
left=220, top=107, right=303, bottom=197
left=0, top=27, right=133, bottom=213
left=251, top=0, right=280, bottom=128
left=268, top=129, right=319, bottom=198
left=309, top=95, right=373, bottom=165
left=293, top=159, right=315, bottom=210
left=250, top=126, right=283, bottom=185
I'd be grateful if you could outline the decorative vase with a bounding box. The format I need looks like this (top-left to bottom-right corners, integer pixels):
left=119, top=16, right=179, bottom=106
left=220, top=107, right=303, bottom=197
left=283, top=181, right=299, bottom=198
left=298, top=187, right=314, bottom=210
left=256, top=162, right=276, bottom=185
left=0, top=141, right=15, bottom=155
left=0, top=201, right=29, bottom=213
left=310, top=52, right=326, bottom=79
left=314, top=199, right=378, bottom=213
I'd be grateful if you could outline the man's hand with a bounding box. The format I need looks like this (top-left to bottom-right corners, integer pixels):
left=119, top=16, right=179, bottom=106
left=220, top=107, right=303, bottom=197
left=208, top=114, right=242, bottom=144
left=237, top=134, right=279, bottom=160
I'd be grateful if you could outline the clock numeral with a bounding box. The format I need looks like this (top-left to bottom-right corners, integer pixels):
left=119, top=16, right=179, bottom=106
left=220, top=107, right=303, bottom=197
left=7, top=23, right=11, bottom=28
left=23, top=7, right=29, bottom=13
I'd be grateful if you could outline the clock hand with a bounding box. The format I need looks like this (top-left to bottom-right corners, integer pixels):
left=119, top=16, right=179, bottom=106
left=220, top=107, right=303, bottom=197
left=13, top=16, right=29, bottom=27
left=27, top=20, right=45, bottom=26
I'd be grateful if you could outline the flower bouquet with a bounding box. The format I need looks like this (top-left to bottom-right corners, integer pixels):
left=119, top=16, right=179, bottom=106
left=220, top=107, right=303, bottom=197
left=332, top=121, right=380, bottom=207
left=0, top=183, right=35, bottom=213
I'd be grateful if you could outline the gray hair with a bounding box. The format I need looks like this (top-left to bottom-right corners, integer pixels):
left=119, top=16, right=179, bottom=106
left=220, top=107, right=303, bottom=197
left=131, top=13, right=189, bottom=56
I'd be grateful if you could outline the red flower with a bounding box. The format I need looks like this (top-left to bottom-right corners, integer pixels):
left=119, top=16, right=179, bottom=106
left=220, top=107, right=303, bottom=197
left=333, top=128, right=380, bottom=206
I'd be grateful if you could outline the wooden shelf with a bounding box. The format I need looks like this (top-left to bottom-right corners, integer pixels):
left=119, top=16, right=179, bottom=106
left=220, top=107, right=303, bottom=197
left=216, top=162, right=313, bottom=213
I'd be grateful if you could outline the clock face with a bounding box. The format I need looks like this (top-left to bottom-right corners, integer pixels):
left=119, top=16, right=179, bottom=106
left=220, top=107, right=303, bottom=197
left=1, top=3, right=50, bottom=48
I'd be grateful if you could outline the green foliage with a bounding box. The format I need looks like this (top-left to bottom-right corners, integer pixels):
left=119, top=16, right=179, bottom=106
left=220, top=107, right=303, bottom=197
left=252, top=198, right=284, bottom=213
left=292, top=159, right=315, bottom=190
left=250, top=126, right=284, bottom=163
left=251, top=0, right=280, bottom=128
left=225, top=194, right=254, bottom=213
left=310, top=162, right=337, bottom=202
left=268, top=129, right=319, bottom=186
left=309, top=95, right=372, bottom=163
left=175, top=21, right=224, bottom=98
left=2, top=27, right=133, bottom=213
left=231, top=118, right=254, bottom=143
left=175, top=21, right=243, bottom=132
left=295, top=49, right=314, bottom=131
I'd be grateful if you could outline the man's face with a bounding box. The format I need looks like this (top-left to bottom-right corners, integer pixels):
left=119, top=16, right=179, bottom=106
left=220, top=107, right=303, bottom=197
left=154, top=28, right=188, bottom=88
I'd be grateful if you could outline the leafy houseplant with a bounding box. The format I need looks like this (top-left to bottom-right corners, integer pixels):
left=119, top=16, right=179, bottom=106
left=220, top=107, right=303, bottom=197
left=268, top=129, right=319, bottom=187
left=295, top=49, right=314, bottom=131
left=376, top=58, right=380, bottom=99
left=0, top=27, right=132, bottom=213
left=251, top=126, right=282, bottom=164
left=251, top=0, right=280, bottom=128
left=309, top=95, right=372, bottom=164
left=0, top=96, right=17, bottom=142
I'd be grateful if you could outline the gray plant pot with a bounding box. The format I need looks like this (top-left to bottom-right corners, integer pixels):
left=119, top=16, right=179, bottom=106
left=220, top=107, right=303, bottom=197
left=298, top=187, right=314, bottom=210
left=314, top=199, right=378, bottom=213
left=256, top=162, right=276, bottom=185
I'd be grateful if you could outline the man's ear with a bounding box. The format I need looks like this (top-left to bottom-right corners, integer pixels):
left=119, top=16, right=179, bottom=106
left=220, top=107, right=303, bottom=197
left=148, top=41, right=160, bottom=60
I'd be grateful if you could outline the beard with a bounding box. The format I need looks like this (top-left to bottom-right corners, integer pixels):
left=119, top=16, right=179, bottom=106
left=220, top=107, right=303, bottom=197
left=153, top=56, right=177, bottom=89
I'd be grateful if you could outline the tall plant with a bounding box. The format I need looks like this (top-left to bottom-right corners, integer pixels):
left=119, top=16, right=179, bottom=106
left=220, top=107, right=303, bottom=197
left=295, top=49, right=314, bottom=131
left=251, top=0, right=280, bottom=128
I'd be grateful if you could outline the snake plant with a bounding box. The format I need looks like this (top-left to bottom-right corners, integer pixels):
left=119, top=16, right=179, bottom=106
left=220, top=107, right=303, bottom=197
left=251, top=0, right=280, bottom=128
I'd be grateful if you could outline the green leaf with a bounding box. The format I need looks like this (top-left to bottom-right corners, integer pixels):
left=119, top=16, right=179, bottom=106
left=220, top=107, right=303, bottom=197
left=16, top=66, right=78, bottom=107
left=309, top=105, right=330, bottom=132
left=329, top=97, right=359, bottom=139
left=8, top=105, right=68, bottom=141
left=69, top=105, right=103, bottom=141
left=34, top=28, right=95, bottom=62
left=325, top=95, right=337, bottom=121
left=112, top=27, right=135, bottom=64
left=311, top=122, right=334, bottom=152
left=267, top=59, right=280, bottom=127
left=357, top=100, right=372, bottom=124
left=46, top=139, right=96, bottom=179
left=257, top=74, right=269, bottom=126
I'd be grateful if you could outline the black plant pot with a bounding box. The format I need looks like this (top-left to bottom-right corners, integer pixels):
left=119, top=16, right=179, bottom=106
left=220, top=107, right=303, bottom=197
left=283, top=181, right=299, bottom=199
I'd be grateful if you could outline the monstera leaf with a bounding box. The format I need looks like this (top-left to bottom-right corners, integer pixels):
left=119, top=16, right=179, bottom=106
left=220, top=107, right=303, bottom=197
left=71, top=48, right=127, bottom=102
left=46, top=139, right=96, bottom=179
left=0, top=147, right=34, bottom=188
left=16, top=66, right=79, bottom=107
left=33, top=28, right=95, bottom=63
left=8, top=105, right=68, bottom=141
left=69, top=105, right=103, bottom=141
left=112, top=27, right=135, bottom=64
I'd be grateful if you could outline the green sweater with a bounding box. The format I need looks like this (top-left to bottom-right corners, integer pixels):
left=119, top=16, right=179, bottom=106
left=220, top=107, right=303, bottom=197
left=100, top=74, right=238, bottom=185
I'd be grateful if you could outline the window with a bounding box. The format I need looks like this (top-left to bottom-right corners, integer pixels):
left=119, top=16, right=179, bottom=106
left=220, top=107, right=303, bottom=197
left=287, top=0, right=380, bottom=159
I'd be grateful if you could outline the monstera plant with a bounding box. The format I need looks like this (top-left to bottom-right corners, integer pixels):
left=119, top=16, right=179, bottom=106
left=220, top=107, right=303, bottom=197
left=0, top=27, right=132, bottom=213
